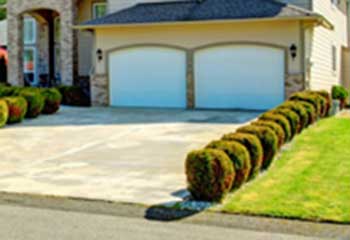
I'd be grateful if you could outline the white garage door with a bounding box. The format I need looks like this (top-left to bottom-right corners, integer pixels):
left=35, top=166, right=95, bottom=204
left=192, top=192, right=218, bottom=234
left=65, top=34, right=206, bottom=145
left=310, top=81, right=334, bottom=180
left=109, top=47, right=187, bottom=108
left=194, top=45, right=285, bottom=110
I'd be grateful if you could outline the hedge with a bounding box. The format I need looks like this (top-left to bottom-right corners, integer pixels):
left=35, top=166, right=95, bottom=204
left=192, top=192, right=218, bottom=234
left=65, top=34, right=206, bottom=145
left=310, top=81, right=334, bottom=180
left=58, top=86, right=90, bottom=106
left=3, top=96, right=27, bottom=123
left=290, top=92, right=322, bottom=117
left=315, top=90, right=332, bottom=116
left=299, top=101, right=317, bottom=124
left=185, top=149, right=235, bottom=202
left=206, top=140, right=251, bottom=189
left=41, top=88, right=62, bottom=114
left=222, top=133, right=263, bottom=180
left=237, top=125, right=278, bottom=170
left=0, top=99, right=8, bottom=127
left=252, top=120, right=285, bottom=148
left=259, top=112, right=291, bottom=142
left=271, top=108, right=301, bottom=138
left=332, top=85, right=349, bottom=110
left=279, top=101, right=309, bottom=129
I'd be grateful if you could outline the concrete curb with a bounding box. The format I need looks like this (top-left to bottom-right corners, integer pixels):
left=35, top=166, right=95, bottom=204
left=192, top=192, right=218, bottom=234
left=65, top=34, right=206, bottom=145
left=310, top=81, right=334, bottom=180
left=0, top=191, right=349, bottom=239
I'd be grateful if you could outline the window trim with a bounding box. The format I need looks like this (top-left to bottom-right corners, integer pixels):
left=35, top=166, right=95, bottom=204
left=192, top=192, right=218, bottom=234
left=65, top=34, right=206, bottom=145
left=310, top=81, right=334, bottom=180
left=332, top=45, right=337, bottom=73
left=92, top=2, right=107, bottom=19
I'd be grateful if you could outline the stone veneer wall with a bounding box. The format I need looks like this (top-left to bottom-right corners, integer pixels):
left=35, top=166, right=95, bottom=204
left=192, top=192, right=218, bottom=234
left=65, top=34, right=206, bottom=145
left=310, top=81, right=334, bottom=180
left=7, top=0, right=78, bottom=86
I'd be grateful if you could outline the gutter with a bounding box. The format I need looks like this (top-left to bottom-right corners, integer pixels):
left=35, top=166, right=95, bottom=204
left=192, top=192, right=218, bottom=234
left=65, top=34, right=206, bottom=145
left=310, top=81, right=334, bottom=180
left=74, top=15, right=334, bottom=30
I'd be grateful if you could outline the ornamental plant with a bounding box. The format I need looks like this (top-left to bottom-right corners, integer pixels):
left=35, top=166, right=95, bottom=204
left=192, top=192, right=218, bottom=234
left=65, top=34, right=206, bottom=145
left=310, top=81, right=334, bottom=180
left=332, top=85, right=349, bottom=110
left=185, top=149, right=235, bottom=202
left=259, top=112, right=291, bottom=142
left=0, top=99, right=9, bottom=127
left=237, top=125, right=278, bottom=170
left=271, top=108, right=301, bottom=137
left=290, top=92, right=322, bottom=117
left=41, top=88, right=62, bottom=114
left=252, top=120, right=285, bottom=148
left=279, top=101, right=309, bottom=129
left=222, top=132, right=263, bottom=179
left=206, top=140, right=251, bottom=189
left=3, top=96, right=28, bottom=123
left=18, top=88, right=45, bottom=118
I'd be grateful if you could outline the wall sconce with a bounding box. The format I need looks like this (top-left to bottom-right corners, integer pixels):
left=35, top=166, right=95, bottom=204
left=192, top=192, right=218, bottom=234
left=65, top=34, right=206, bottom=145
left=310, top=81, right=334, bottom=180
left=96, top=49, right=103, bottom=61
left=290, top=44, right=297, bottom=60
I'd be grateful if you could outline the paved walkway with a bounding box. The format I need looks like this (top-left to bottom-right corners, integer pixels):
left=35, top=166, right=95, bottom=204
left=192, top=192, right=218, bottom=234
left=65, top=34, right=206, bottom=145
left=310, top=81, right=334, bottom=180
left=0, top=107, right=259, bottom=205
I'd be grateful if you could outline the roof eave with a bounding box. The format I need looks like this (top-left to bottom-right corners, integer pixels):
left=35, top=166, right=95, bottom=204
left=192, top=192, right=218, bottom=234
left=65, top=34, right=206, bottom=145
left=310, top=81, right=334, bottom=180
left=74, top=15, right=332, bottom=30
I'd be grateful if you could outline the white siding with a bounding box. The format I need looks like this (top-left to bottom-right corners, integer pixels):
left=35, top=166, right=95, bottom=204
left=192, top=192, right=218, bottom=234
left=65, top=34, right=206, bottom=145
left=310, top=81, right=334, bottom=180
left=0, top=20, right=7, bottom=46
left=309, top=0, right=348, bottom=91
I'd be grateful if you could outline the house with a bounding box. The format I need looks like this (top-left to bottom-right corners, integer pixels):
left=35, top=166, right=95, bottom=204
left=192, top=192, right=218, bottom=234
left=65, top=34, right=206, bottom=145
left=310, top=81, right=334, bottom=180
left=5, top=0, right=350, bottom=110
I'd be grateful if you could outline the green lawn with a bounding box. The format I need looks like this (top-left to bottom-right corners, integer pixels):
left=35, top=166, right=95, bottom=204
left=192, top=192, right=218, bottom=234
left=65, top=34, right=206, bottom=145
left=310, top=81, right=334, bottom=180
left=218, top=116, right=350, bottom=223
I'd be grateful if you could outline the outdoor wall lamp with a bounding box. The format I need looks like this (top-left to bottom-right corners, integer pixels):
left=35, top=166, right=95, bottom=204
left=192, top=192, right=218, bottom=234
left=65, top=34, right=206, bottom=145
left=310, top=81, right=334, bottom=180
left=96, top=49, right=103, bottom=61
left=290, top=44, right=297, bottom=60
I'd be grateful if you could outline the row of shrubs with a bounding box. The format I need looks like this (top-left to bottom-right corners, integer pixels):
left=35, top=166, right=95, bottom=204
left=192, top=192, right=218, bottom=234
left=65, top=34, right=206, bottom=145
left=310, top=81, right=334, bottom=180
left=185, top=90, right=332, bottom=202
left=0, top=85, right=62, bottom=127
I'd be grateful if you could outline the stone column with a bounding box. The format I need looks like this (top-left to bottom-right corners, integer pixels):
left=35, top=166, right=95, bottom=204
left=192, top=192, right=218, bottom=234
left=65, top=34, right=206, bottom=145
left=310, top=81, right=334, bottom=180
left=59, top=8, right=75, bottom=86
left=7, top=14, right=24, bottom=86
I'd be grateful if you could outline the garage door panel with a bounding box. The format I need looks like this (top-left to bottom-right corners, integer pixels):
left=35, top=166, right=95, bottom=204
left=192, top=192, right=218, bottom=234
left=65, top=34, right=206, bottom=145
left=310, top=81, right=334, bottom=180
left=109, top=47, right=187, bottom=108
left=194, top=45, right=285, bottom=110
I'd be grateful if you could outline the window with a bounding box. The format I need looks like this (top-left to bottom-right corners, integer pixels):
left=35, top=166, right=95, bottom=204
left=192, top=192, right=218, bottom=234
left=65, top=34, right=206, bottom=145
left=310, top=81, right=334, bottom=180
left=331, top=0, right=340, bottom=6
left=23, top=46, right=37, bottom=85
left=332, top=45, right=337, bottom=72
left=23, top=18, right=36, bottom=44
left=93, top=2, right=107, bottom=19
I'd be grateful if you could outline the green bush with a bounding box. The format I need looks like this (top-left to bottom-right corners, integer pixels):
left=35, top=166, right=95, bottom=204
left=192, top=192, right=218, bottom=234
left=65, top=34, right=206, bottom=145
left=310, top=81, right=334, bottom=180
left=299, top=101, right=317, bottom=124
left=259, top=112, right=292, bottom=142
left=279, top=101, right=309, bottom=129
left=206, top=140, right=251, bottom=189
left=41, top=88, right=62, bottom=114
left=271, top=108, right=301, bottom=138
left=290, top=92, right=322, bottom=117
left=17, top=88, right=45, bottom=118
left=0, top=99, right=9, bottom=127
left=315, top=90, right=332, bottom=116
left=222, top=133, right=263, bottom=180
left=271, top=108, right=301, bottom=139
left=0, top=86, right=20, bottom=97
left=237, top=125, right=278, bottom=170
left=252, top=120, right=285, bottom=148
left=332, top=85, right=349, bottom=110
left=58, top=86, right=90, bottom=106
left=3, top=96, right=27, bottom=123
left=185, top=149, right=235, bottom=202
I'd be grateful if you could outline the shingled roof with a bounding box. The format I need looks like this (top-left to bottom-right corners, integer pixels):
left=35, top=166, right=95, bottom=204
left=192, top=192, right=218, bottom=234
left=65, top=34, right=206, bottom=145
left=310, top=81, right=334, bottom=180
left=80, top=0, right=325, bottom=27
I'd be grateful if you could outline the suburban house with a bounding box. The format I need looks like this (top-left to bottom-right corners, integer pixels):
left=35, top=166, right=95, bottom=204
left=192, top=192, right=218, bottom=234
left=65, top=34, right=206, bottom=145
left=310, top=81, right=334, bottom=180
left=5, top=0, right=350, bottom=110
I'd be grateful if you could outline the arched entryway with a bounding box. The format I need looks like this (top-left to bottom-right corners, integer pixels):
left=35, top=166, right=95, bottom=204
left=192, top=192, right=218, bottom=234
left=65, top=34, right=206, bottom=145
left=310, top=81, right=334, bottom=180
left=6, top=0, right=77, bottom=87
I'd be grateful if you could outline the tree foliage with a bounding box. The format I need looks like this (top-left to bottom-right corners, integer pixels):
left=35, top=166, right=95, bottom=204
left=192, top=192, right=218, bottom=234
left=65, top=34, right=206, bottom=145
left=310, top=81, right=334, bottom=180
left=0, top=0, right=6, bottom=21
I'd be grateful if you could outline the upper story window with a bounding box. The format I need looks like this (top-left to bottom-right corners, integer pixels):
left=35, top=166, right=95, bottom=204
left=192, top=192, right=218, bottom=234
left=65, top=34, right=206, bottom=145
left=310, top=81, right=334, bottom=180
left=23, top=18, right=36, bottom=45
left=93, top=2, right=107, bottom=19
left=331, top=0, right=340, bottom=6
left=332, top=45, right=337, bottom=72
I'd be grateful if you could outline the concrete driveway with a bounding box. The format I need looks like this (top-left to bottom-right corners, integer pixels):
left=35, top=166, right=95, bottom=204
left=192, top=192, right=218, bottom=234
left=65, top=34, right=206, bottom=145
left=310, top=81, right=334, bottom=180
left=0, top=107, right=259, bottom=205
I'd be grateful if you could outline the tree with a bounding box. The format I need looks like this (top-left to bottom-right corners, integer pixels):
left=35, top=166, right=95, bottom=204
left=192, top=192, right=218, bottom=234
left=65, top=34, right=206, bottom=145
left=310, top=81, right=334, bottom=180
left=0, top=0, right=6, bottom=21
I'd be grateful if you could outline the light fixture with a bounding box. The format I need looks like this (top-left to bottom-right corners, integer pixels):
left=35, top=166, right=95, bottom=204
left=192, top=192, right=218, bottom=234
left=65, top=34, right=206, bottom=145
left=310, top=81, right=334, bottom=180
left=290, top=44, right=297, bottom=60
left=96, top=49, right=103, bottom=61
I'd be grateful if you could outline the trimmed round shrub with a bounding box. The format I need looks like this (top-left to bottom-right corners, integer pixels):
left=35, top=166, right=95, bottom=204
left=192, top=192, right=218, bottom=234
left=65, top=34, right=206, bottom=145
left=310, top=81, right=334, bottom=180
left=41, top=88, right=62, bottom=114
left=0, top=99, right=9, bottom=127
left=3, top=96, right=28, bottom=123
left=58, top=86, right=90, bottom=107
left=252, top=120, right=285, bottom=148
left=290, top=92, right=322, bottom=117
left=0, top=86, right=21, bottom=97
left=259, top=112, right=292, bottom=142
left=299, top=101, right=317, bottom=124
left=271, top=108, right=301, bottom=138
left=237, top=125, right=278, bottom=170
left=279, top=101, right=309, bottom=130
left=332, top=85, right=349, bottom=110
left=185, top=149, right=235, bottom=202
left=315, top=90, right=332, bottom=116
left=17, top=88, right=45, bottom=118
left=206, top=140, right=251, bottom=189
left=222, top=133, right=263, bottom=180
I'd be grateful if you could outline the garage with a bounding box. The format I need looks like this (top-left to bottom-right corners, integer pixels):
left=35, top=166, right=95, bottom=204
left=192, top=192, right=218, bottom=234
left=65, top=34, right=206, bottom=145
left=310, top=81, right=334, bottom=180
left=194, top=45, right=285, bottom=110
left=109, top=46, right=187, bottom=108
